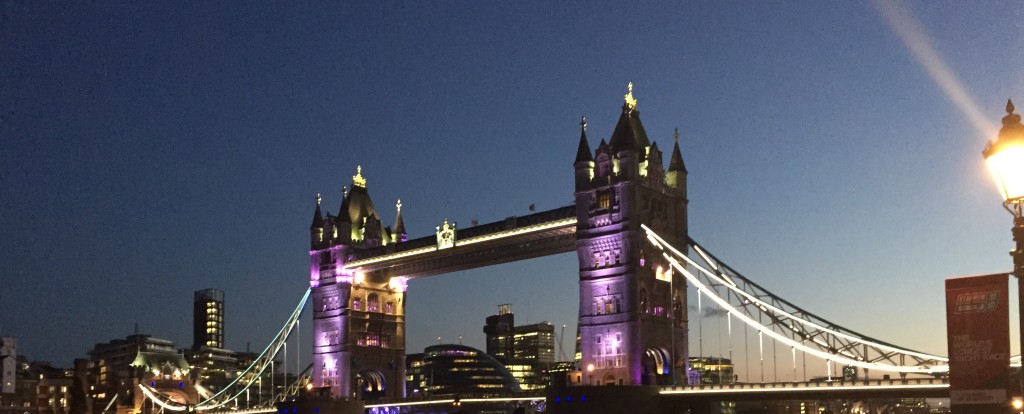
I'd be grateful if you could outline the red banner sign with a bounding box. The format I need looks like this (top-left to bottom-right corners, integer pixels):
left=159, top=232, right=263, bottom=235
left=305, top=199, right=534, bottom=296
left=945, top=273, right=1010, bottom=410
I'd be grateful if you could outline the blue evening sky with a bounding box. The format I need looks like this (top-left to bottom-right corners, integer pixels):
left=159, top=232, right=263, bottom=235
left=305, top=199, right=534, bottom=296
left=2, top=2, right=1023, bottom=380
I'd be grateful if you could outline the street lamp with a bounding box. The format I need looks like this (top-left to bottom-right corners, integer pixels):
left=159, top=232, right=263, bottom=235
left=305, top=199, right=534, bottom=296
left=982, top=99, right=1024, bottom=405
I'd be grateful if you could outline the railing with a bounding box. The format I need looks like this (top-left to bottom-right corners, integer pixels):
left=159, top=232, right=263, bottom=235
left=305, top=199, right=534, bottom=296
left=365, top=390, right=547, bottom=408
left=660, top=377, right=949, bottom=395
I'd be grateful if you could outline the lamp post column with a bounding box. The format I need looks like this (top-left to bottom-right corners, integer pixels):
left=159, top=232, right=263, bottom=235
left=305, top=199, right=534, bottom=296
left=982, top=99, right=1024, bottom=408
left=1014, top=207, right=1024, bottom=408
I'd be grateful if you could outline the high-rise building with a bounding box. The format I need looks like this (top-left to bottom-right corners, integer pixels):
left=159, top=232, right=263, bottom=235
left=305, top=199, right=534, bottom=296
left=1, top=337, right=15, bottom=394
left=483, top=304, right=514, bottom=362
left=482, top=307, right=556, bottom=390
left=512, top=323, right=554, bottom=364
left=187, top=289, right=238, bottom=394
left=193, top=289, right=225, bottom=349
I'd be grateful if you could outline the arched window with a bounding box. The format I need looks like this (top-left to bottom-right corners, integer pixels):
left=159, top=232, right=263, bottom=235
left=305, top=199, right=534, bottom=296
left=367, top=293, right=380, bottom=312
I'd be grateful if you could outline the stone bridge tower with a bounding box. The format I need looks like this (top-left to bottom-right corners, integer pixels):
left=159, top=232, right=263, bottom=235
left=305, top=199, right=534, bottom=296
left=308, top=167, right=407, bottom=400
left=573, top=84, right=689, bottom=386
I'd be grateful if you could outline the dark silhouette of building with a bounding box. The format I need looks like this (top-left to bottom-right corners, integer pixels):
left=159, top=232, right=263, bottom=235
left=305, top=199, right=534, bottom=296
left=193, top=289, right=224, bottom=349
left=1, top=337, right=15, bottom=394
left=86, top=334, right=196, bottom=414
left=405, top=345, right=520, bottom=397
left=186, top=289, right=238, bottom=395
left=482, top=305, right=556, bottom=390
left=483, top=304, right=514, bottom=362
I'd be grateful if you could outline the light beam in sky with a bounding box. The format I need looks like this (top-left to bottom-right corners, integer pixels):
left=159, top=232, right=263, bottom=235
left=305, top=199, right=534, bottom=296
left=872, top=0, right=996, bottom=137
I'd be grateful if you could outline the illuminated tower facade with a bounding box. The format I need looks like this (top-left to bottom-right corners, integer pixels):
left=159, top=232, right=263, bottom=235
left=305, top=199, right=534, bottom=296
left=573, top=84, right=689, bottom=386
left=309, top=167, right=407, bottom=400
left=193, top=289, right=224, bottom=349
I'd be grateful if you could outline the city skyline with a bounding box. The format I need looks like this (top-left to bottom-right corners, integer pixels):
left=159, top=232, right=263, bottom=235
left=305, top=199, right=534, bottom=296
left=3, top=1, right=1023, bottom=383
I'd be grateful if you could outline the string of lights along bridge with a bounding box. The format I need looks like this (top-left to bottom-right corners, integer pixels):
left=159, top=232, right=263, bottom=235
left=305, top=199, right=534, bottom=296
left=133, top=85, right=975, bottom=414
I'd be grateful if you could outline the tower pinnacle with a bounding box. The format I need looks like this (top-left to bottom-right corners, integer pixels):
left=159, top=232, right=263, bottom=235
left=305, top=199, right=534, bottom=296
left=624, top=82, right=637, bottom=112
left=353, top=166, right=367, bottom=188
left=310, top=193, right=324, bottom=229
left=393, top=198, right=407, bottom=243
left=668, top=127, right=686, bottom=174
left=575, top=116, right=593, bottom=164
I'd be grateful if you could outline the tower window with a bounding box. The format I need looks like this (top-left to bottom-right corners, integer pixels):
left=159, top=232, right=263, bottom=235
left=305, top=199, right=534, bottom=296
left=367, top=293, right=379, bottom=312
left=597, top=191, right=611, bottom=209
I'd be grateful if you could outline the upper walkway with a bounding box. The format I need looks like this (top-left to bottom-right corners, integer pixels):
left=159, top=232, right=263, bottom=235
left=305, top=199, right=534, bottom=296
left=343, top=205, right=577, bottom=278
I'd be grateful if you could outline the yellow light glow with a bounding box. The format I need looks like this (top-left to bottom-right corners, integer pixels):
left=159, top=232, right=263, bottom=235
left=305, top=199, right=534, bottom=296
left=586, top=363, right=595, bottom=372
left=354, top=271, right=365, bottom=285
left=986, top=145, right=1024, bottom=203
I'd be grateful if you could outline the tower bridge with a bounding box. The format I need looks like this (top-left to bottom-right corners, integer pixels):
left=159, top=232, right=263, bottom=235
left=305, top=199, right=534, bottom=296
left=136, top=85, right=957, bottom=414
left=307, top=83, right=690, bottom=401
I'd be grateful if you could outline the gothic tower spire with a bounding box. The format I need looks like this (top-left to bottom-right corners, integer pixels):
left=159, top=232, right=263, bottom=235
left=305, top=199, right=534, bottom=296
left=666, top=128, right=688, bottom=194
left=393, top=199, right=407, bottom=243
left=574, top=116, right=595, bottom=188
left=310, top=193, right=324, bottom=248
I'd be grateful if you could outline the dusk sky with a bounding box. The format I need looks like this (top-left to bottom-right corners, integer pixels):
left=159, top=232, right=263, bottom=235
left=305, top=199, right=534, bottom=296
left=3, top=2, right=1023, bottom=381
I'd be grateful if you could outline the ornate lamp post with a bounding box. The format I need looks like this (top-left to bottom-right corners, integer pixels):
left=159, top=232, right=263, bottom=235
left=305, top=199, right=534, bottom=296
left=982, top=99, right=1024, bottom=406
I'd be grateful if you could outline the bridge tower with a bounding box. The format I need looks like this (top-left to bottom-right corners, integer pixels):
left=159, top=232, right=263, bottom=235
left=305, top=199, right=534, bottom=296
left=574, top=83, right=689, bottom=386
left=308, top=167, right=407, bottom=400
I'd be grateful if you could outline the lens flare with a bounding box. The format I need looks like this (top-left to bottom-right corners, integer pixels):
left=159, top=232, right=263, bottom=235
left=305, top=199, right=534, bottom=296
left=871, top=0, right=996, bottom=137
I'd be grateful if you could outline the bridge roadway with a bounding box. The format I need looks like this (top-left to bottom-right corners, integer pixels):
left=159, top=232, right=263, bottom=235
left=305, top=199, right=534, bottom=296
left=342, top=205, right=577, bottom=278
left=202, top=379, right=949, bottom=414
left=354, top=378, right=949, bottom=412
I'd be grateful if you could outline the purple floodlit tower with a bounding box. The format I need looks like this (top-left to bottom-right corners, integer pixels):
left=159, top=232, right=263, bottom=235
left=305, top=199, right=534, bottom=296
left=574, top=83, right=689, bottom=386
left=308, top=167, right=407, bottom=400
left=306, top=85, right=689, bottom=400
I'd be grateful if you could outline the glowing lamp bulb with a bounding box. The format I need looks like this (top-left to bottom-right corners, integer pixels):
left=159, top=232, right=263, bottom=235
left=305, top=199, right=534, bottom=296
left=1013, top=399, right=1023, bottom=410
left=984, top=100, right=1024, bottom=204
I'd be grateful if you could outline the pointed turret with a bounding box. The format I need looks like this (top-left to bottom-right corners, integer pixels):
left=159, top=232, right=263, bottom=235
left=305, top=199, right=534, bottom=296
left=668, top=128, right=686, bottom=174
left=574, top=116, right=593, bottom=164
left=666, top=128, right=688, bottom=192
left=574, top=116, right=595, bottom=189
left=310, top=194, right=324, bottom=247
left=393, top=199, right=407, bottom=243
left=310, top=193, right=324, bottom=229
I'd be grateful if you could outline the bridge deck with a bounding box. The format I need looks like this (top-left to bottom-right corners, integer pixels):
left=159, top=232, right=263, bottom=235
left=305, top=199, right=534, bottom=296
left=344, top=206, right=578, bottom=278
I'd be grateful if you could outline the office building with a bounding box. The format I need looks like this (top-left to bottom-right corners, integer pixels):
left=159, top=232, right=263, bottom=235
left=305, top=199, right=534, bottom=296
left=193, top=289, right=224, bottom=349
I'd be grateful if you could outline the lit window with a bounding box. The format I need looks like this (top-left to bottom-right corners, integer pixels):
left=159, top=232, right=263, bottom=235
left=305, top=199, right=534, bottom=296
left=367, top=293, right=379, bottom=312
left=597, top=191, right=611, bottom=209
